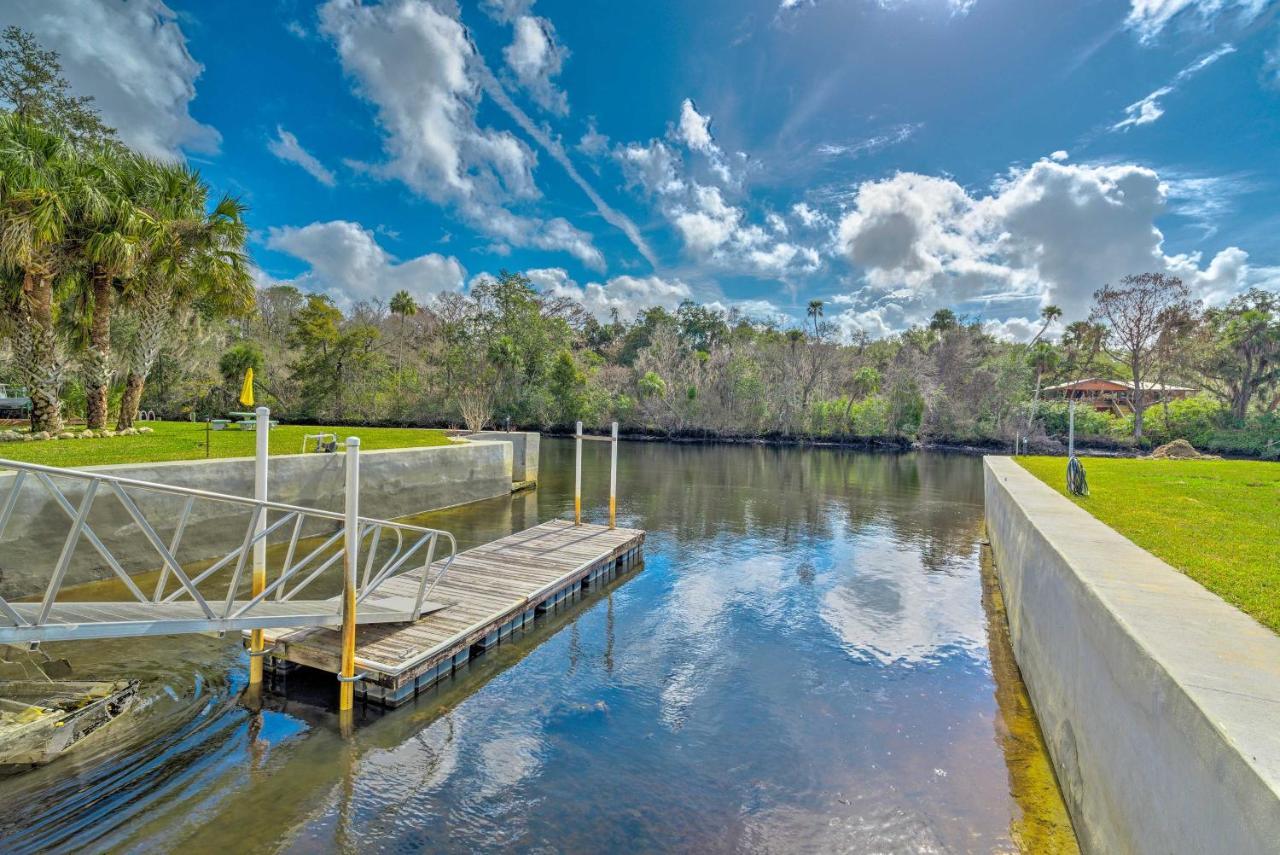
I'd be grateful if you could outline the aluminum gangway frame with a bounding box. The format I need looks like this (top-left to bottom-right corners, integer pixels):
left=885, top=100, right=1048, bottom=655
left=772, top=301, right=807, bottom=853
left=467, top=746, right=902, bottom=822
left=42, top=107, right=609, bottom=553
left=0, top=410, right=456, bottom=710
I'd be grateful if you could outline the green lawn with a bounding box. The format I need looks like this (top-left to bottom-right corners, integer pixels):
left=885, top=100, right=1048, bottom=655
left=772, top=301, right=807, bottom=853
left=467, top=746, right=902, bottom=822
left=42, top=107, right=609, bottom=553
left=1016, top=455, right=1280, bottom=633
left=0, top=420, right=455, bottom=469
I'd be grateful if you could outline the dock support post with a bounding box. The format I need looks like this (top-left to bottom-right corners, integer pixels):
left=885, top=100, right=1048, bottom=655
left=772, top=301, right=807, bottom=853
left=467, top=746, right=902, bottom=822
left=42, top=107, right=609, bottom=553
left=574, top=420, right=583, bottom=526
left=339, top=437, right=360, bottom=714
left=248, top=406, right=269, bottom=686
left=608, top=421, right=618, bottom=529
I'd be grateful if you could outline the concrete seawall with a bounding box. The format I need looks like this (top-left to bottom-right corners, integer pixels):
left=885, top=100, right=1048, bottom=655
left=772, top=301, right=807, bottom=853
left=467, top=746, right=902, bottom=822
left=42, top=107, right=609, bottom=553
left=984, top=456, right=1280, bottom=854
left=468, top=431, right=539, bottom=482
left=0, top=440, right=513, bottom=598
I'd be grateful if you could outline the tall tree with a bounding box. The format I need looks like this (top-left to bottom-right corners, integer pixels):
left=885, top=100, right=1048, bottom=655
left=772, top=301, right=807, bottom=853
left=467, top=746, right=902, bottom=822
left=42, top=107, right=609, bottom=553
left=117, top=164, right=251, bottom=429
left=1192, top=289, right=1280, bottom=421
left=0, top=115, right=107, bottom=432
left=389, top=288, right=418, bottom=397
left=1030, top=304, right=1062, bottom=344
left=1091, top=273, right=1193, bottom=439
left=0, top=26, right=116, bottom=147
left=807, top=299, right=824, bottom=339
left=1059, top=320, right=1107, bottom=383
left=78, top=147, right=149, bottom=429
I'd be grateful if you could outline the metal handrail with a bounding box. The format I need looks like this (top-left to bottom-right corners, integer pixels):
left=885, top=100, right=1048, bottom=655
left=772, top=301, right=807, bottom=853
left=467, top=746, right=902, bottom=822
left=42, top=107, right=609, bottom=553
left=0, top=457, right=455, bottom=542
left=0, top=457, right=456, bottom=637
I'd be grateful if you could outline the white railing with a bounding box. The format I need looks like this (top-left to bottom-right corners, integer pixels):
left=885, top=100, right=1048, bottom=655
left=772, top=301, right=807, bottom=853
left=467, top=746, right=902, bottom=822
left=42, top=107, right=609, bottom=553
left=0, top=438, right=456, bottom=645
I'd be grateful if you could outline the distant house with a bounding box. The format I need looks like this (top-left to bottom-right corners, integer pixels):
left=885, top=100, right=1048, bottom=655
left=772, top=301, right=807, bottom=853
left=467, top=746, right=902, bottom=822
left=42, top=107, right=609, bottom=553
left=1042, top=378, right=1196, bottom=415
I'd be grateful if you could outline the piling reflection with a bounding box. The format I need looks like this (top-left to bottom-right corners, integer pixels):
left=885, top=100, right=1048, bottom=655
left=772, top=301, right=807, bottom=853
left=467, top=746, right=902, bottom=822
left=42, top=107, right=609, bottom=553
left=0, top=439, right=1075, bottom=852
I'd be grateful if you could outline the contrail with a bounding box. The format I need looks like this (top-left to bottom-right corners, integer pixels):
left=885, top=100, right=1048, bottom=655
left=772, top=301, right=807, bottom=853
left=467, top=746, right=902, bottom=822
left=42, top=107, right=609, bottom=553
left=474, top=63, right=660, bottom=270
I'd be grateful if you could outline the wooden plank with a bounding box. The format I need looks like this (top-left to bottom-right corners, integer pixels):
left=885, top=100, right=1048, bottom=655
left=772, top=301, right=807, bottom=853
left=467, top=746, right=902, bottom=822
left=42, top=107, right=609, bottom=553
left=265, top=520, right=644, bottom=690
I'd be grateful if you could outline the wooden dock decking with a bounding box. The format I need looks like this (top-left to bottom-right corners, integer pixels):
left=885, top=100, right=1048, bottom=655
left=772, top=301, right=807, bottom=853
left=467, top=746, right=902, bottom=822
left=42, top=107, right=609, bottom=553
left=261, top=519, right=645, bottom=707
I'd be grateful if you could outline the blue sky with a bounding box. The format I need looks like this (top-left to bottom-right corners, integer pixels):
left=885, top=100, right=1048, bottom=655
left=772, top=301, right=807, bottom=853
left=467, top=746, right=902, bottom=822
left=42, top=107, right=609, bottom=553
left=7, top=0, right=1280, bottom=339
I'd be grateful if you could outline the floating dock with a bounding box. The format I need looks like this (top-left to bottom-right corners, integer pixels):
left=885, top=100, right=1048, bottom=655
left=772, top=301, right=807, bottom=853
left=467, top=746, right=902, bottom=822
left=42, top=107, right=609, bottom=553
left=260, top=519, right=645, bottom=707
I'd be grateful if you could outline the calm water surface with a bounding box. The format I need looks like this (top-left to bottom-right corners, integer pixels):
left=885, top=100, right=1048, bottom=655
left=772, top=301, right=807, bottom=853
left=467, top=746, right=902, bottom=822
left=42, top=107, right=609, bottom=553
left=0, top=440, right=1076, bottom=853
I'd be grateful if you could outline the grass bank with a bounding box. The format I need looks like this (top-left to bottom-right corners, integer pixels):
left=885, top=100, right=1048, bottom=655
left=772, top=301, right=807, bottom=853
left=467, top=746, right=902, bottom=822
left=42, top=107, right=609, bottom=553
left=0, top=421, right=454, bottom=469
left=1015, top=455, right=1280, bottom=633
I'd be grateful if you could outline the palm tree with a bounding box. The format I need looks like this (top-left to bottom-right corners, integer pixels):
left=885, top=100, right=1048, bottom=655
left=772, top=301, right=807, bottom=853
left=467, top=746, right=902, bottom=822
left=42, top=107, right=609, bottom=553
left=116, top=163, right=251, bottom=429
left=78, top=147, right=149, bottom=429
left=0, top=115, right=107, bottom=432
left=1031, top=304, right=1062, bottom=344
left=806, top=299, right=824, bottom=338
left=389, top=288, right=418, bottom=397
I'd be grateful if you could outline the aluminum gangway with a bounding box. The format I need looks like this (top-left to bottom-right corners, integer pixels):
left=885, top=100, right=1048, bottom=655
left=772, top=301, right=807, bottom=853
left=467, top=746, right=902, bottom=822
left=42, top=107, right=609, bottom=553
left=0, top=436, right=456, bottom=648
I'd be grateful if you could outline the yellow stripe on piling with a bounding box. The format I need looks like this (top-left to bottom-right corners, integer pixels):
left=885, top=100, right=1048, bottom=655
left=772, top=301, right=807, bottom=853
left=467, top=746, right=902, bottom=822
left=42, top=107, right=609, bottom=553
left=339, top=577, right=356, bottom=712
left=608, top=421, right=618, bottom=529
left=249, top=406, right=270, bottom=686
left=339, top=437, right=360, bottom=714
left=574, top=421, right=583, bottom=526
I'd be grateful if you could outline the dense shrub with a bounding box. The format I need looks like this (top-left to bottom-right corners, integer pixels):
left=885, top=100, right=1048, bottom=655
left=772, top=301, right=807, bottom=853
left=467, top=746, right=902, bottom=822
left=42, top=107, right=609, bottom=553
left=808, top=396, right=892, bottom=437
left=1036, top=401, right=1120, bottom=437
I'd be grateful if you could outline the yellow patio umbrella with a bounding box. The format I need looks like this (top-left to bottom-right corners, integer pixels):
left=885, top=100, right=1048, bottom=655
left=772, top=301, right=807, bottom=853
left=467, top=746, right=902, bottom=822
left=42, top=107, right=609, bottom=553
left=238, top=367, right=255, bottom=408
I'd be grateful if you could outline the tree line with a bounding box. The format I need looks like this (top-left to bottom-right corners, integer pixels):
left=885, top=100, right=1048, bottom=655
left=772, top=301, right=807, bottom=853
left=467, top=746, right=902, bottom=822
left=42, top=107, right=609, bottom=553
left=0, top=27, right=251, bottom=435
left=0, top=28, right=1276, bottom=456
left=119, top=269, right=1276, bottom=457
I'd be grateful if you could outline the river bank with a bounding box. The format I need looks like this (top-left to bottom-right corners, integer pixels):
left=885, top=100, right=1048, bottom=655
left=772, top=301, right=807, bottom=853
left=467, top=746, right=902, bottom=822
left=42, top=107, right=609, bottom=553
left=541, top=427, right=1156, bottom=459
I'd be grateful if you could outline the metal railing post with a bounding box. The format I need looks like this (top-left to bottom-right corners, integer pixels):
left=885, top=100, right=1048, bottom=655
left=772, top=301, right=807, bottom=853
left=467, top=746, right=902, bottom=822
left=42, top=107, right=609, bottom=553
left=609, top=421, right=618, bottom=529
left=249, top=406, right=270, bottom=685
left=574, top=421, right=583, bottom=526
left=339, top=437, right=360, bottom=712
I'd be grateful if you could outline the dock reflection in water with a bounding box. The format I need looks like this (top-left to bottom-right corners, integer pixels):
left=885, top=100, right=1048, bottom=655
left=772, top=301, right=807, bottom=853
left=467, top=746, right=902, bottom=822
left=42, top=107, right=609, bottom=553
left=0, top=440, right=1076, bottom=852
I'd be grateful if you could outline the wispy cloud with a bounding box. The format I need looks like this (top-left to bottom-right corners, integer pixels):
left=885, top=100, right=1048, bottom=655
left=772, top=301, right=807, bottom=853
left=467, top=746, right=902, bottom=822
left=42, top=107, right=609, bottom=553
left=473, top=61, right=660, bottom=269
left=1112, top=43, right=1235, bottom=130
left=1126, top=0, right=1269, bottom=44
left=816, top=123, right=920, bottom=158
left=268, top=126, right=337, bottom=186
left=1162, top=170, right=1256, bottom=237
left=1265, top=36, right=1280, bottom=88
left=777, top=0, right=975, bottom=19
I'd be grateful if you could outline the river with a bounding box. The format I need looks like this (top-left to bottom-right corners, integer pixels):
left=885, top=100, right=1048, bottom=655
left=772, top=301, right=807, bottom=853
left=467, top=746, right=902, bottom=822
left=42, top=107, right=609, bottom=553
left=0, top=439, right=1076, bottom=853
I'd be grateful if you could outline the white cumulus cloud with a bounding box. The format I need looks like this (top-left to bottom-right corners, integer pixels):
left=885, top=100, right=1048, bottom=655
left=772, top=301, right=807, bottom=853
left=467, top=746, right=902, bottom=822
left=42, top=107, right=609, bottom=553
left=676, top=98, right=716, bottom=153
left=834, top=158, right=1252, bottom=333
left=318, top=0, right=603, bottom=269
left=503, top=15, right=569, bottom=115
left=4, top=0, right=220, bottom=159
left=673, top=98, right=734, bottom=184
left=265, top=220, right=466, bottom=306
left=527, top=268, right=694, bottom=321
left=617, top=102, right=824, bottom=282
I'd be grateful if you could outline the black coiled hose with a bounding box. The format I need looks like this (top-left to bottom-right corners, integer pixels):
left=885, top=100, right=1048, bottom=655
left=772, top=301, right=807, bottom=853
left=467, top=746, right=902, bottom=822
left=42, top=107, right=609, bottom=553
left=1066, top=455, right=1089, bottom=496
